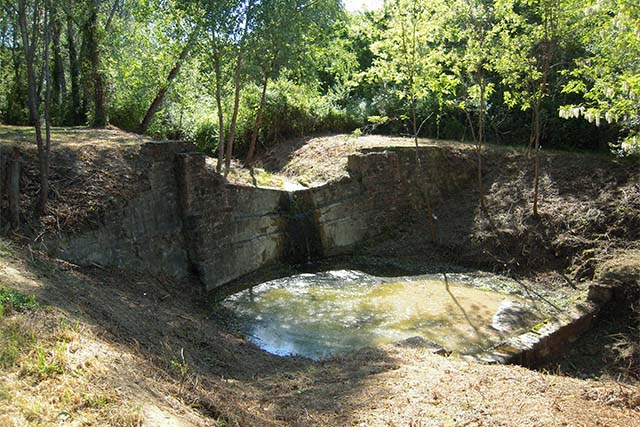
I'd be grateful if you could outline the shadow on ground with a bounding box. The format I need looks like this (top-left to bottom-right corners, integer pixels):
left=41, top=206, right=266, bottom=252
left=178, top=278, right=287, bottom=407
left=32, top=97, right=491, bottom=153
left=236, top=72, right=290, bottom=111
left=19, top=249, right=401, bottom=426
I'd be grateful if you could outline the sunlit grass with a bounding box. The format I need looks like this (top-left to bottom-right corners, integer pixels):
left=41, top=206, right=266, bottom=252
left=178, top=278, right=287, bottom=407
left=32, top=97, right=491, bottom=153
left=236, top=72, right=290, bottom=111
left=0, top=124, right=149, bottom=148
left=0, top=290, right=144, bottom=426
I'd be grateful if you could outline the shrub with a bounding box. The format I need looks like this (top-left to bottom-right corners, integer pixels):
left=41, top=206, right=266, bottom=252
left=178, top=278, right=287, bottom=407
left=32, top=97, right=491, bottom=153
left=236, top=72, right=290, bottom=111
left=192, top=117, right=220, bottom=155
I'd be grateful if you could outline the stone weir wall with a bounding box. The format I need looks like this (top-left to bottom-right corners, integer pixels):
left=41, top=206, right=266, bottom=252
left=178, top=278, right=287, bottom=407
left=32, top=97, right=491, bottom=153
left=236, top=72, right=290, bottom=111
left=52, top=142, right=476, bottom=291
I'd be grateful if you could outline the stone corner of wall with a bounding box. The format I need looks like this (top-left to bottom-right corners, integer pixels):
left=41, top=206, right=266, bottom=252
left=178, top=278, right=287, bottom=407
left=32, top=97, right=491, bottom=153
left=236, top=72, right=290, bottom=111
left=140, top=140, right=197, bottom=161
left=470, top=297, right=602, bottom=367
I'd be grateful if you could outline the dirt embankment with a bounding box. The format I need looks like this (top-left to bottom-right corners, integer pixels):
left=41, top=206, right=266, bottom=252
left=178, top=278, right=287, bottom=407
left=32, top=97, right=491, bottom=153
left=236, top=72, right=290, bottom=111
left=0, top=126, right=151, bottom=236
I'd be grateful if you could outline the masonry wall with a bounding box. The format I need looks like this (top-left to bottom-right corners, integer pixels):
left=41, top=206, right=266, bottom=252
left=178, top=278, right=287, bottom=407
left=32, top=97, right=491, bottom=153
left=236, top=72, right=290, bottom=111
left=175, top=152, right=288, bottom=288
left=52, top=142, right=191, bottom=279
left=52, top=142, right=477, bottom=291
left=308, top=147, right=476, bottom=255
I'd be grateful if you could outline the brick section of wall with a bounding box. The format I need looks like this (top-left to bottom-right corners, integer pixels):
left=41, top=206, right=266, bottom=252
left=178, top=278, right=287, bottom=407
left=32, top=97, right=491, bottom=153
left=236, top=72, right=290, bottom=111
left=175, top=152, right=288, bottom=288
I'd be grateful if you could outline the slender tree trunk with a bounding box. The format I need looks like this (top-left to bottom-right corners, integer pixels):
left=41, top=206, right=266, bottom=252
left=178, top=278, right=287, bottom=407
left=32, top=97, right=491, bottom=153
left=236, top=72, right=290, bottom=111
left=138, top=29, right=198, bottom=134
left=532, top=96, right=541, bottom=217
left=224, top=0, right=253, bottom=177
left=245, top=70, right=269, bottom=167
left=41, top=0, right=52, bottom=214
left=224, top=56, right=243, bottom=176
left=9, top=31, right=26, bottom=124
left=18, top=0, right=49, bottom=215
left=214, top=51, right=225, bottom=174
left=411, top=94, right=418, bottom=144
left=477, top=66, right=486, bottom=210
left=400, top=7, right=436, bottom=241
left=51, top=10, right=66, bottom=121
left=67, top=13, right=83, bottom=125
left=533, top=5, right=555, bottom=217
left=436, top=99, right=442, bottom=139
left=526, top=103, right=535, bottom=158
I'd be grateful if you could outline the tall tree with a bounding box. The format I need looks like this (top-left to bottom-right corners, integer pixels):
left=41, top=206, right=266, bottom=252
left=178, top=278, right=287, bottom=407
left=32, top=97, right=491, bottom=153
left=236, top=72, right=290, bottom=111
left=495, top=0, right=569, bottom=216
left=224, top=0, right=255, bottom=176
left=450, top=0, right=499, bottom=213
left=244, top=0, right=342, bottom=166
left=560, top=0, right=640, bottom=155
left=369, top=0, right=454, bottom=239
left=135, top=0, right=201, bottom=134
left=66, top=3, right=84, bottom=125
left=15, top=0, right=52, bottom=213
left=50, top=3, right=66, bottom=122
left=81, top=0, right=121, bottom=127
left=194, top=0, right=239, bottom=173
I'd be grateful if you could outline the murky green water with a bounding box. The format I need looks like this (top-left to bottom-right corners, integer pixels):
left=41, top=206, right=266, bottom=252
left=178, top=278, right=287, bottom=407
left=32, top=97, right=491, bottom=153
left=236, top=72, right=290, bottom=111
left=223, top=270, right=539, bottom=360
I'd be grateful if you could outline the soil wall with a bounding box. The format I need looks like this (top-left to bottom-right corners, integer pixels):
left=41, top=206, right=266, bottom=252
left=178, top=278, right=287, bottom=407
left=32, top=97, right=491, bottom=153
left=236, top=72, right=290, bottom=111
left=51, top=142, right=476, bottom=290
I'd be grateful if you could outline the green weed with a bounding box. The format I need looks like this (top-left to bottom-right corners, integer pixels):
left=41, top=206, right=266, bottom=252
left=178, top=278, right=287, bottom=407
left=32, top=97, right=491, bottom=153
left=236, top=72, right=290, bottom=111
left=0, top=288, right=38, bottom=316
left=0, top=384, right=11, bottom=401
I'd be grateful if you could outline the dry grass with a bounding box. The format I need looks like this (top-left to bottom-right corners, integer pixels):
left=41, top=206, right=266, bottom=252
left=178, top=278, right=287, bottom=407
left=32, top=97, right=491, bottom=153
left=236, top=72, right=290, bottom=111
left=207, top=157, right=289, bottom=189
left=0, top=125, right=150, bottom=148
left=257, top=133, right=449, bottom=186
left=0, top=309, right=145, bottom=426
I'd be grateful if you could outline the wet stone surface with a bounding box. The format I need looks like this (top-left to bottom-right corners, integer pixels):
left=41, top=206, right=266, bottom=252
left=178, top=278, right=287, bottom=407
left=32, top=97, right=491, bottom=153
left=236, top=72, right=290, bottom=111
left=222, top=270, right=547, bottom=360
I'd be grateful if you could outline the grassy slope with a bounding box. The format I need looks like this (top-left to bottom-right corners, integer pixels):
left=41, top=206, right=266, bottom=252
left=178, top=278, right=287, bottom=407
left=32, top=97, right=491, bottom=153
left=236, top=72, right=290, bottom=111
left=0, top=244, right=220, bottom=426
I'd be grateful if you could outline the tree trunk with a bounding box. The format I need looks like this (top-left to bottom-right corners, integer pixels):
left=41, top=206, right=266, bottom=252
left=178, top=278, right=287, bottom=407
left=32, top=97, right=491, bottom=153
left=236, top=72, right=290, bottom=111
left=224, top=56, right=243, bottom=177
left=8, top=148, right=21, bottom=230
left=40, top=0, right=52, bottom=214
left=67, top=13, right=83, bottom=125
left=224, top=0, right=253, bottom=177
left=532, top=96, right=541, bottom=217
left=51, top=10, right=67, bottom=121
left=138, top=29, right=197, bottom=134
left=245, top=70, right=269, bottom=167
left=533, top=16, right=554, bottom=217
left=401, top=8, right=436, bottom=242
left=85, top=0, right=107, bottom=128
left=214, top=51, right=225, bottom=174
left=18, top=0, right=49, bottom=214
left=477, top=67, right=486, bottom=211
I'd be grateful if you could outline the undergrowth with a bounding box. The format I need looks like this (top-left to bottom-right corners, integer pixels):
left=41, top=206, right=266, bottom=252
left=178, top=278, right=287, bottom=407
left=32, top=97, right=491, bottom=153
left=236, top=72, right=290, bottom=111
left=608, top=289, right=640, bottom=380
left=0, top=287, right=39, bottom=317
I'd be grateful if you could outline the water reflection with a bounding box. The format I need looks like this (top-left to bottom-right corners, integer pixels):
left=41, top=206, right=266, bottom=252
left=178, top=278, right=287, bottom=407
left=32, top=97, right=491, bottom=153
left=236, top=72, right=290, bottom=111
left=223, top=270, right=538, bottom=360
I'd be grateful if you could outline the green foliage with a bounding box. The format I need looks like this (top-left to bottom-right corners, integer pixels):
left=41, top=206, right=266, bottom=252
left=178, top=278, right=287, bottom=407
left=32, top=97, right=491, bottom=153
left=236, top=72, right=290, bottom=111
left=0, top=0, right=635, bottom=155
left=559, top=0, right=640, bottom=155
left=192, top=117, right=220, bottom=155
left=31, top=341, right=66, bottom=378
left=187, top=75, right=357, bottom=155
left=0, top=288, right=39, bottom=317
